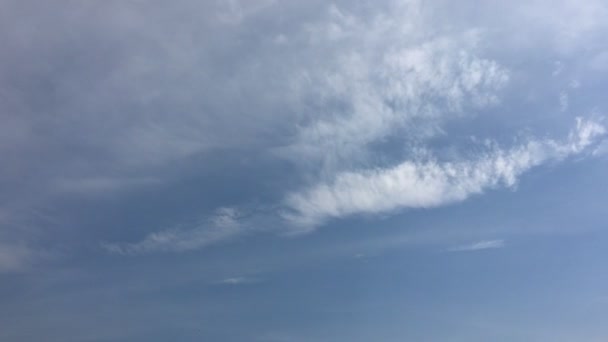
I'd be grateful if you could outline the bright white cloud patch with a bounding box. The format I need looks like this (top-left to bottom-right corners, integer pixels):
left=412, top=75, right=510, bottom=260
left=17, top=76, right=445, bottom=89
left=283, top=3, right=509, bottom=167
left=285, top=118, right=606, bottom=229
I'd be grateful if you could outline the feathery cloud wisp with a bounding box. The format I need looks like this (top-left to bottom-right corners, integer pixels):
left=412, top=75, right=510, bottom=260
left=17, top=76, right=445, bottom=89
left=448, top=239, right=505, bottom=252
left=284, top=118, right=606, bottom=229
left=104, top=207, right=243, bottom=254
left=216, top=276, right=261, bottom=285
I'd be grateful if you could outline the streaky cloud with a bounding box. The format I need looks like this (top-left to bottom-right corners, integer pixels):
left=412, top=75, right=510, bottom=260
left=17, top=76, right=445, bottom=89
left=284, top=118, right=606, bottom=229
left=103, top=207, right=244, bottom=254
left=448, top=239, right=505, bottom=252
left=215, top=276, right=262, bottom=285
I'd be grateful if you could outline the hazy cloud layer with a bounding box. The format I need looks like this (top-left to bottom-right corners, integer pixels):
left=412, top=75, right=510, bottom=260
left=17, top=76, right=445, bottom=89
left=2, top=1, right=608, bottom=341
left=0, top=243, right=34, bottom=273
left=1, top=0, right=607, bottom=260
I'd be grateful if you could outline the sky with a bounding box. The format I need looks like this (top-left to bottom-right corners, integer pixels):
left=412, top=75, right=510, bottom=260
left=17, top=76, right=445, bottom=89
left=1, top=0, right=608, bottom=341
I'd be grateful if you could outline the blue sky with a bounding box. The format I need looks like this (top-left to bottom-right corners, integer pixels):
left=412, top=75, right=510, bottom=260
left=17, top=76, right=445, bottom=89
left=1, top=0, right=608, bottom=341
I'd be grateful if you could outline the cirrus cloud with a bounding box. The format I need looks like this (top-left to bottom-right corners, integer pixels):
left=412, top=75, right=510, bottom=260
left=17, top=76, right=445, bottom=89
left=284, top=118, right=605, bottom=229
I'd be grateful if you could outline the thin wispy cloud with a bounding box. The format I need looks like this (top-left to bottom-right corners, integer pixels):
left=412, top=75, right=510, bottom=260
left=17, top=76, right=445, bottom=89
left=284, top=118, right=605, bottom=230
left=0, top=244, right=34, bottom=273
left=448, top=239, right=506, bottom=252
left=2, top=0, right=607, bottom=258
left=215, top=276, right=262, bottom=286
left=55, top=177, right=162, bottom=194
left=104, top=207, right=245, bottom=254
left=2, top=0, right=608, bottom=340
left=280, top=4, right=509, bottom=168
left=593, top=141, right=608, bottom=156
left=82, top=0, right=608, bottom=254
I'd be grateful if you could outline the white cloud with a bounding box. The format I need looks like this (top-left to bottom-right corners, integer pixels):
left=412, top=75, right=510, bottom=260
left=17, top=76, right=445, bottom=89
left=569, top=80, right=581, bottom=89
left=559, top=92, right=569, bottom=112
left=282, top=3, right=509, bottom=168
left=448, top=239, right=505, bottom=252
left=552, top=61, right=564, bottom=76
left=216, top=276, right=261, bottom=285
left=4, top=0, right=608, bottom=258
left=284, top=118, right=606, bottom=229
left=104, top=207, right=244, bottom=254
left=593, top=140, right=608, bottom=156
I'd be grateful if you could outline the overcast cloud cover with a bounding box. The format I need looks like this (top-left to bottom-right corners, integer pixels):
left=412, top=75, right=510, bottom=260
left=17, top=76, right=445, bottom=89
left=2, top=0, right=608, bottom=341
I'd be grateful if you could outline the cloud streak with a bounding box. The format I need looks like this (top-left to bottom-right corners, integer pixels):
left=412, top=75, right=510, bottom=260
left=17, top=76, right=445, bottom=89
left=448, top=239, right=506, bottom=252
left=104, top=207, right=244, bottom=254
left=215, top=276, right=262, bottom=285
left=105, top=117, right=606, bottom=253
left=284, top=118, right=606, bottom=229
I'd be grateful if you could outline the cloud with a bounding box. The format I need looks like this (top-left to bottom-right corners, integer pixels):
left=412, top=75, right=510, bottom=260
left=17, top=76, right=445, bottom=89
left=284, top=118, right=606, bottom=229
left=0, top=243, right=37, bottom=273
left=215, top=276, right=261, bottom=285
left=448, top=239, right=505, bottom=252
left=590, top=50, right=608, bottom=71
left=54, top=177, right=161, bottom=194
left=281, top=3, right=509, bottom=168
left=559, top=92, right=569, bottom=112
left=104, top=207, right=244, bottom=254
left=593, top=141, right=608, bottom=156
left=104, top=117, right=607, bottom=252
left=2, top=0, right=608, bottom=257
